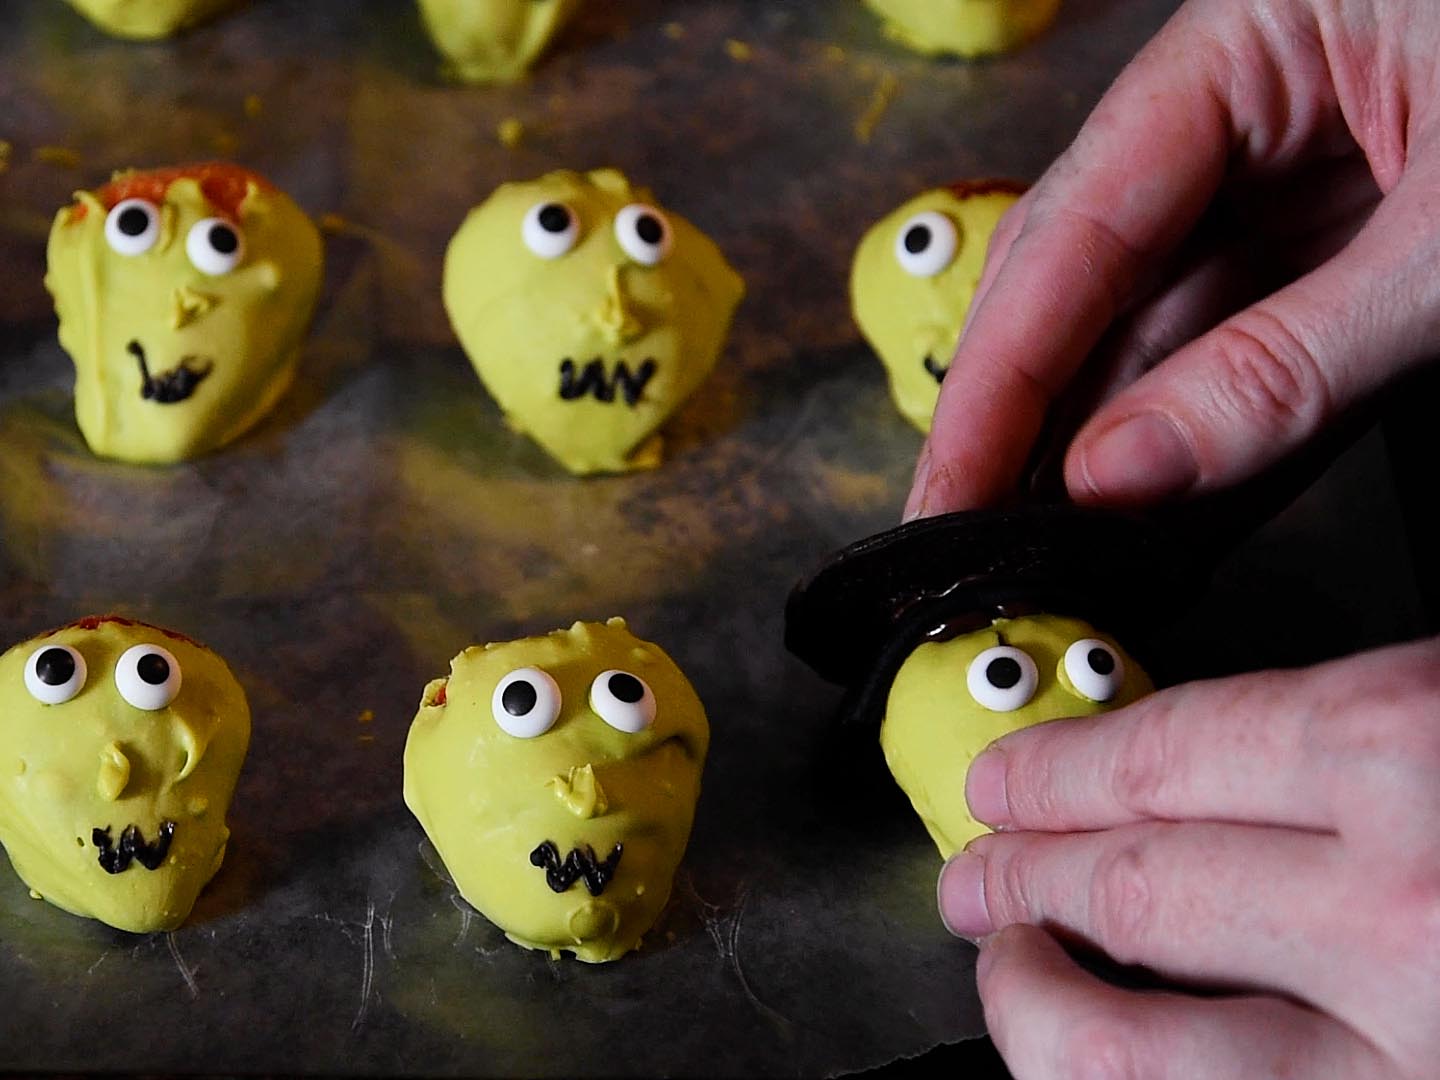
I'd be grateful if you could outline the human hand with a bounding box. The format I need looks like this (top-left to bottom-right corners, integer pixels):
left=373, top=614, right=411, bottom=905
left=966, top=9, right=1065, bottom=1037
left=936, top=636, right=1440, bottom=1079
left=905, top=0, right=1440, bottom=520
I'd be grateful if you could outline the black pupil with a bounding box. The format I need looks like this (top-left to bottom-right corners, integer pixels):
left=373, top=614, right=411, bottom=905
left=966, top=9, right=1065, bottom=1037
left=136, top=653, right=170, bottom=686
left=904, top=224, right=932, bottom=254
left=118, top=206, right=150, bottom=237
left=35, top=648, right=75, bottom=687
left=502, top=679, right=539, bottom=716
left=1087, top=648, right=1116, bottom=676
left=538, top=204, right=570, bottom=233
left=986, top=657, right=1022, bottom=690
left=635, top=214, right=663, bottom=246
left=209, top=224, right=239, bottom=255
left=608, top=672, right=644, bottom=704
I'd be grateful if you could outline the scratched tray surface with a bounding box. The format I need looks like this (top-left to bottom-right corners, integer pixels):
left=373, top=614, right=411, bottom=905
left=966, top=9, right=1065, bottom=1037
left=0, top=0, right=1425, bottom=1076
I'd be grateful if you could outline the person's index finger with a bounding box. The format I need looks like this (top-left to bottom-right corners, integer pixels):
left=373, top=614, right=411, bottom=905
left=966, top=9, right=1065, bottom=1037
left=963, top=665, right=1347, bottom=836
left=913, top=15, right=1237, bottom=516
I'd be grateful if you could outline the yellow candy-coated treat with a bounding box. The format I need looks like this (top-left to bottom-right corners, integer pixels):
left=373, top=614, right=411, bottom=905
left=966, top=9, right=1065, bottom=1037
left=404, top=618, right=709, bottom=962
left=0, top=616, right=251, bottom=933
left=416, top=0, right=583, bottom=83
left=882, top=614, right=1150, bottom=857
left=443, top=168, right=744, bottom=475
left=850, top=181, right=1022, bottom=432
left=63, top=0, right=238, bottom=40
left=45, top=163, right=324, bottom=464
left=863, top=0, right=1061, bottom=59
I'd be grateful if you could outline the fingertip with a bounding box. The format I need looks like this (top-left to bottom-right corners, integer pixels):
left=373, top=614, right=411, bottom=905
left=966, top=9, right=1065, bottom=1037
left=965, top=748, right=1011, bottom=828
left=1068, top=410, right=1199, bottom=505
left=902, top=442, right=933, bottom=522
left=937, top=850, right=992, bottom=940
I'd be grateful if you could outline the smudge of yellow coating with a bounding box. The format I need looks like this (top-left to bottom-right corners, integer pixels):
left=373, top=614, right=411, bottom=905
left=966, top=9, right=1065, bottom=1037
left=663, top=22, right=685, bottom=40
left=210, top=132, right=239, bottom=156
left=497, top=117, right=526, bottom=149
left=358, top=710, right=375, bottom=724
left=823, top=44, right=847, bottom=63
left=725, top=39, right=752, bottom=62
left=34, top=146, right=83, bottom=169
left=243, top=94, right=263, bottom=119
left=855, top=71, right=900, bottom=145
left=0, top=140, right=12, bottom=174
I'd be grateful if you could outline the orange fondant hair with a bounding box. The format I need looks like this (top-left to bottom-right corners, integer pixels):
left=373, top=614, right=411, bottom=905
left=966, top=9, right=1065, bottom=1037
left=71, top=163, right=272, bottom=222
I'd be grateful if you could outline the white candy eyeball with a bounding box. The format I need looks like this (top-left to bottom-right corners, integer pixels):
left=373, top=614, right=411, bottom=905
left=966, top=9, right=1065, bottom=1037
left=1064, top=638, right=1125, bottom=703
left=104, top=199, right=161, bottom=257
left=966, top=646, right=1039, bottom=712
left=589, top=670, right=656, bottom=733
left=115, top=643, right=182, bottom=711
left=894, top=210, right=959, bottom=278
left=522, top=201, right=581, bottom=259
left=24, top=644, right=87, bottom=706
left=492, top=667, right=562, bottom=739
left=614, top=203, right=673, bottom=266
left=185, top=217, right=244, bottom=276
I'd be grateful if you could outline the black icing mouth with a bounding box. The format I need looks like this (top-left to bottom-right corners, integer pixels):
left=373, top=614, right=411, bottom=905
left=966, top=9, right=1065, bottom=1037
left=558, top=357, right=657, bottom=407
left=529, top=840, right=623, bottom=897
left=92, top=821, right=176, bottom=874
left=923, top=354, right=949, bottom=384
left=128, top=340, right=213, bottom=404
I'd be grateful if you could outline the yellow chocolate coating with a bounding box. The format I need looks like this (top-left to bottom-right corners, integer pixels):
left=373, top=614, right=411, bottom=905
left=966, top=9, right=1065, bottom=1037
left=850, top=184, right=1020, bottom=432
left=63, top=0, right=238, bottom=40
left=403, top=618, right=709, bottom=962
left=45, top=169, right=323, bottom=464
left=862, top=0, right=1061, bottom=59
left=0, top=617, right=250, bottom=933
left=881, top=614, right=1150, bottom=857
left=416, top=0, right=583, bottom=83
left=442, top=168, right=744, bottom=475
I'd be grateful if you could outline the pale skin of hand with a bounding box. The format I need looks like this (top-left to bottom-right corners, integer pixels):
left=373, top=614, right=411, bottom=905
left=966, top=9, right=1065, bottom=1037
left=899, top=0, right=1440, bottom=1076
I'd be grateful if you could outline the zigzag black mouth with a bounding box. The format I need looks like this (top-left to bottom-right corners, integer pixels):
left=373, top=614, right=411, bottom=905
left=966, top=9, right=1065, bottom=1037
left=558, top=357, right=658, bottom=407
left=93, top=821, right=176, bottom=874
left=128, top=340, right=213, bottom=404
left=923, top=354, right=949, bottom=384
left=529, top=840, right=623, bottom=897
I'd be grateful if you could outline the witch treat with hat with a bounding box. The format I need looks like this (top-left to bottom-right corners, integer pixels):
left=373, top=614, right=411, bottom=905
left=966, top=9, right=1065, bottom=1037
left=785, top=505, right=1205, bottom=858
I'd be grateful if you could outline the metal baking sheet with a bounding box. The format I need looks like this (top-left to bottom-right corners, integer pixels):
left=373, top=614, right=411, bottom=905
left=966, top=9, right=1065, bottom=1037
left=0, top=0, right=1424, bottom=1075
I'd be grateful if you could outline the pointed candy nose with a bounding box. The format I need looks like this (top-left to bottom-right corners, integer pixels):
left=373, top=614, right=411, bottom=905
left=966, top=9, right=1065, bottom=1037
left=591, top=265, right=644, bottom=346
left=548, top=763, right=610, bottom=819
left=96, top=742, right=131, bottom=802
left=171, top=285, right=219, bottom=329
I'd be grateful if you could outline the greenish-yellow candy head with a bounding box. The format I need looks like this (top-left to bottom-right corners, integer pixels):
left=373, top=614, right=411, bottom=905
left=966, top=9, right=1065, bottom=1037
left=403, top=618, right=709, bottom=962
left=442, top=168, right=745, bottom=475
left=881, top=614, right=1150, bottom=857
left=862, top=0, right=1061, bottom=58
left=416, top=0, right=583, bottom=82
left=64, top=0, right=238, bottom=40
left=0, top=616, right=251, bottom=933
left=45, top=163, right=324, bottom=464
left=851, top=182, right=1022, bottom=432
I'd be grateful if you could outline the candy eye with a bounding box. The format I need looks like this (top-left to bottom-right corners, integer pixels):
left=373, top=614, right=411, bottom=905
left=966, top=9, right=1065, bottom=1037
left=491, top=667, right=562, bottom=739
left=24, top=645, right=87, bottom=706
left=894, top=210, right=959, bottom=278
left=522, top=201, right=581, bottom=259
left=185, top=218, right=244, bottom=276
left=589, top=670, right=655, bottom=733
left=614, top=204, right=673, bottom=266
left=1063, top=638, right=1125, bottom=703
left=966, top=646, right=1038, bottom=712
left=115, top=644, right=182, bottom=711
left=104, top=199, right=161, bottom=257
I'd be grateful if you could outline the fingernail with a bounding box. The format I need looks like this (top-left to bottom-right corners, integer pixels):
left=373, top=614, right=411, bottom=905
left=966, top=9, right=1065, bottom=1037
left=902, top=444, right=932, bottom=522
left=937, top=851, right=992, bottom=940
left=965, top=749, right=1010, bottom=828
left=1078, top=412, right=1198, bottom=502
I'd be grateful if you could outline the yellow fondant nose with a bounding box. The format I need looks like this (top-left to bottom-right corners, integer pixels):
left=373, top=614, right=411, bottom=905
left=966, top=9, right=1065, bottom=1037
left=548, top=763, right=609, bottom=819
left=171, top=285, right=219, bottom=329
left=96, top=742, right=132, bottom=802
left=592, top=265, right=644, bottom=345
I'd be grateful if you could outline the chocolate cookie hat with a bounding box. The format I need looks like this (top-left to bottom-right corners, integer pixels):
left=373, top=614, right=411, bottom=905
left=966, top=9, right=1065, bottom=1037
left=785, top=504, right=1208, bottom=726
